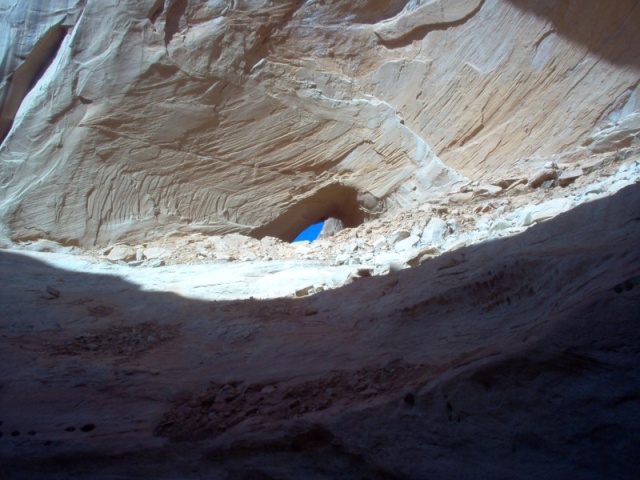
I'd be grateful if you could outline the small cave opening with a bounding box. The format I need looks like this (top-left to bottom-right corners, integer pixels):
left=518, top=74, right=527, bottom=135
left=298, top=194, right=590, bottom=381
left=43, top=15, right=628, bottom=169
left=252, top=184, right=381, bottom=243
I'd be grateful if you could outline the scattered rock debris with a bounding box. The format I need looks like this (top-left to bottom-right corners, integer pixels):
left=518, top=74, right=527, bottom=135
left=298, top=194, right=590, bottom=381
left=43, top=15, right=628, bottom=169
left=9, top=151, right=640, bottom=299
left=155, top=361, right=430, bottom=441
left=52, top=322, right=179, bottom=357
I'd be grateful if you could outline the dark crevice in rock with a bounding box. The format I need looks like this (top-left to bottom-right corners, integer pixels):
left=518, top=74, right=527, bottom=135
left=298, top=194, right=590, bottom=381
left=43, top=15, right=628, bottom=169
left=443, top=122, right=485, bottom=154
left=164, top=0, right=189, bottom=46
left=0, top=24, right=68, bottom=146
left=149, top=0, right=165, bottom=24
left=345, top=0, right=410, bottom=25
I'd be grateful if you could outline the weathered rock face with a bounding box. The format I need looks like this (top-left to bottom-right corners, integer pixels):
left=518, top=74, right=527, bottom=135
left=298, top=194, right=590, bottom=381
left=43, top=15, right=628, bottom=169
left=317, top=217, right=344, bottom=239
left=2, top=3, right=640, bottom=478
left=0, top=0, right=639, bottom=247
left=0, top=0, right=82, bottom=142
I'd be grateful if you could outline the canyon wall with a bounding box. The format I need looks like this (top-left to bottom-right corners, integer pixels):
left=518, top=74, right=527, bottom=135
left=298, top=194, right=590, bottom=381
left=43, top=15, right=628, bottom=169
left=0, top=0, right=638, bottom=246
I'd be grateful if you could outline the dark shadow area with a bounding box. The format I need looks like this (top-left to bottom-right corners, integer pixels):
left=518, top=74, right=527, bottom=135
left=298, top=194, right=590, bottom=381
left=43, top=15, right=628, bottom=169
left=251, top=184, right=377, bottom=242
left=505, top=0, right=640, bottom=68
left=164, top=0, right=189, bottom=45
left=1, top=184, right=639, bottom=479
left=0, top=24, right=68, bottom=146
left=148, top=0, right=165, bottom=24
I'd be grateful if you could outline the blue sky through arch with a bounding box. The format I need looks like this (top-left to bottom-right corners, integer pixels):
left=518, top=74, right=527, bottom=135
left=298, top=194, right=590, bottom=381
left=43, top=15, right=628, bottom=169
left=293, top=220, right=325, bottom=242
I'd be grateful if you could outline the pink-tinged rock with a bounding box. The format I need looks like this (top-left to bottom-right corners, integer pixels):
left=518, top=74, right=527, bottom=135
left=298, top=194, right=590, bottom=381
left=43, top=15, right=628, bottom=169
left=529, top=169, right=559, bottom=188
left=558, top=168, right=584, bottom=187
left=106, top=245, right=136, bottom=262
left=143, top=247, right=172, bottom=260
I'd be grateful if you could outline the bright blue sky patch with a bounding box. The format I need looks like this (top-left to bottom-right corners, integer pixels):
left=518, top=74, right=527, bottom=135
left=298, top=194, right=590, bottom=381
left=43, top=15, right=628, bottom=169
left=293, top=220, right=325, bottom=242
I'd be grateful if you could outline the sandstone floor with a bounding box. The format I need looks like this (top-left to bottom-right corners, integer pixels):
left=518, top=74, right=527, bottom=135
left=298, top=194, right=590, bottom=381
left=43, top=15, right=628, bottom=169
left=1, top=183, right=639, bottom=479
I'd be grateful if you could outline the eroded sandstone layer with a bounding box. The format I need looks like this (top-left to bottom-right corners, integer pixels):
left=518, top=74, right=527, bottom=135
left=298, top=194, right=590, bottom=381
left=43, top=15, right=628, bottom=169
left=1, top=0, right=639, bottom=246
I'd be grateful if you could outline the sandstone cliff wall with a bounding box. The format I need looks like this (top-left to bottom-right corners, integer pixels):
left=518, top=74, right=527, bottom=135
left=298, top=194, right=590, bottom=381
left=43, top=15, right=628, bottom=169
left=0, top=0, right=638, bottom=246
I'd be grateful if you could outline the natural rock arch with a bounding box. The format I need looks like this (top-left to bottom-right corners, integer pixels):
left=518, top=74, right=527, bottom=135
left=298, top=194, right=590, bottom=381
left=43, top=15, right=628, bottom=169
left=251, top=184, right=381, bottom=243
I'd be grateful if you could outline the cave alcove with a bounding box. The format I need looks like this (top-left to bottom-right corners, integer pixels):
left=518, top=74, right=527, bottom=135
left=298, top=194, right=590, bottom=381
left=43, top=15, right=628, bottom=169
left=252, top=184, right=380, bottom=243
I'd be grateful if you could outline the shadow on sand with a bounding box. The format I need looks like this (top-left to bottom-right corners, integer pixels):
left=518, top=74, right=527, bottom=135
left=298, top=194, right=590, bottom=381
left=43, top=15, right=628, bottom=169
left=1, top=184, right=639, bottom=479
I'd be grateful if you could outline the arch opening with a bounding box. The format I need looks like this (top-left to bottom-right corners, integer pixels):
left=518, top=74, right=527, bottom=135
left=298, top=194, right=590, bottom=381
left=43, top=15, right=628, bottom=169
left=293, top=220, right=325, bottom=243
left=252, top=184, right=381, bottom=243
